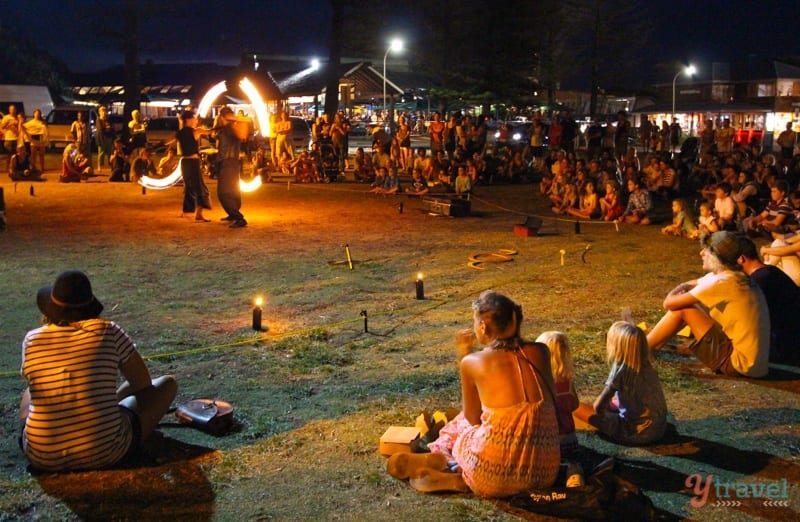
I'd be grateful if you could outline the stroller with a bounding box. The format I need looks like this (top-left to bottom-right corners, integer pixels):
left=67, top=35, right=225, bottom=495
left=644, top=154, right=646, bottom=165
left=318, top=141, right=341, bottom=182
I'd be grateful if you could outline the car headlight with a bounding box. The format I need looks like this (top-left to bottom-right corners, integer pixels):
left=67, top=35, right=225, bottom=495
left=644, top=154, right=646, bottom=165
left=512, top=132, right=522, bottom=141
left=494, top=131, right=500, bottom=139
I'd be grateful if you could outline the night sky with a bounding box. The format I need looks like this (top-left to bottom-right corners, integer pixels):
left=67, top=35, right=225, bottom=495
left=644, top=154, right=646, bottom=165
left=6, top=0, right=800, bottom=84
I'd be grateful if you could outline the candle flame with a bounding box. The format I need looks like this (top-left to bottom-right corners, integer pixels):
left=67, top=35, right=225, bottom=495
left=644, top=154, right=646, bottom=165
left=416, top=272, right=424, bottom=280
left=255, top=296, right=263, bottom=307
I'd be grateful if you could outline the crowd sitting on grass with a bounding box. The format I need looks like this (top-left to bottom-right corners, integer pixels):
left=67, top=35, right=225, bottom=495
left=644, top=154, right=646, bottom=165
left=387, top=226, right=797, bottom=499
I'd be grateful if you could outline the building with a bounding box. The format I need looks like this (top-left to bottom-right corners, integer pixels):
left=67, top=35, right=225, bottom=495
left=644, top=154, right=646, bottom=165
left=635, top=59, right=800, bottom=149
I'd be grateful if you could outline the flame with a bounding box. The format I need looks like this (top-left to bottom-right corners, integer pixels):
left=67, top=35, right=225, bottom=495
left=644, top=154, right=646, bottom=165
left=139, top=160, right=184, bottom=189
left=255, top=296, right=263, bottom=307
left=416, top=272, right=424, bottom=281
left=240, top=176, right=262, bottom=192
left=197, top=80, right=227, bottom=118
left=239, top=77, right=270, bottom=138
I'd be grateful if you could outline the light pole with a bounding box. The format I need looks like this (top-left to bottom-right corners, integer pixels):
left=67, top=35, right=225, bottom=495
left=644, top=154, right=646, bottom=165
left=672, top=64, right=696, bottom=122
left=383, top=38, right=403, bottom=127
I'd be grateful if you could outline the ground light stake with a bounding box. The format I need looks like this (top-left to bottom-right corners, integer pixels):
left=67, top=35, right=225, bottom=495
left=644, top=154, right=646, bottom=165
left=360, top=310, right=368, bottom=333
left=345, top=244, right=353, bottom=270
left=252, top=296, right=263, bottom=331
left=415, top=272, right=425, bottom=300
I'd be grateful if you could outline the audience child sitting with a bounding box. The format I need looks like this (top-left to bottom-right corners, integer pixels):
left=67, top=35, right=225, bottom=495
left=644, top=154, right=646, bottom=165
left=454, top=165, right=472, bottom=195
left=566, top=179, right=600, bottom=220
left=600, top=181, right=624, bottom=222
left=353, top=147, right=374, bottom=183
left=621, top=177, right=653, bottom=225
left=552, top=182, right=577, bottom=215
left=574, top=321, right=668, bottom=445
left=407, top=167, right=429, bottom=196
left=713, top=182, right=736, bottom=230
left=661, top=198, right=697, bottom=237
left=742, top=180, right=794, bottom=237
left=546, top=171, right=568, bottom=209
left=536, top=331, right=580, bottom=457
left=689, top=202, right=719, bottom=239
left=369, top=166, right=400, bottom=194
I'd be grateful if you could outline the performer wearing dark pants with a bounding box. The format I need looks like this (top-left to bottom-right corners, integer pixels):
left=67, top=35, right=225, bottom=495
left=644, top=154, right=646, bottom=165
left=215, top=107, right=247, bottom=228
left=175, top=111, right=211, bottom=221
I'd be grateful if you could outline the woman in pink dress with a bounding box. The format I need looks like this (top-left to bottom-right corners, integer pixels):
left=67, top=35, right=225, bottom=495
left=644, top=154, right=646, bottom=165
left=388, top=291, right=560, bottom=497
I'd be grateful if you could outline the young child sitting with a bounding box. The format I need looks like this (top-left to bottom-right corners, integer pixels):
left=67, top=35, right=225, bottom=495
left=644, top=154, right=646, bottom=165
left=661, top=198, right=697, bottom=237
left=536, top=331, right=579, bottom=457
left=688, top=202, right=719, bottom=239
left=574, top=321, right=668, bottom=445
left=713, top=182, right=737, bottom=230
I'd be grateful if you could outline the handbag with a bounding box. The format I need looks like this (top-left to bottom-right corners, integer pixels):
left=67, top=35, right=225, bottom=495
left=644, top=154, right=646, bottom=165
left=175, top=399, right=235, bottom=436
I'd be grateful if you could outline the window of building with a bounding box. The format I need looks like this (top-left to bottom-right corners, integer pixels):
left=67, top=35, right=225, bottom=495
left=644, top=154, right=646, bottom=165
left=756, top=83, right=776, bottom=97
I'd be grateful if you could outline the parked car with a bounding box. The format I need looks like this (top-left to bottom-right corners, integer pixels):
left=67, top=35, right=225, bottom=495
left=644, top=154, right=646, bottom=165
left=145, top=117, right=179, bottom=151
left=289, top=116, right=313, bottom=152
left=45, top=106, right=97, bottom=149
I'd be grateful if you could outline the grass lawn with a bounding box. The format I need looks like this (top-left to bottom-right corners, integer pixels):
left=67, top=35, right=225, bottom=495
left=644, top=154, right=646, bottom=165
left=0, top=153, right=798, bottom=521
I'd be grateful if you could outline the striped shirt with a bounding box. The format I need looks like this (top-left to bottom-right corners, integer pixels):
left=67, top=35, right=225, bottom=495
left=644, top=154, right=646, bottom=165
left=21, top=319, right=135, bottom=471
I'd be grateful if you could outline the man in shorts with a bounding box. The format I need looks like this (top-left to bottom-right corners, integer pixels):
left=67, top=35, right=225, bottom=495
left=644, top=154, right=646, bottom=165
left=646, top=231, right=770, bottom=378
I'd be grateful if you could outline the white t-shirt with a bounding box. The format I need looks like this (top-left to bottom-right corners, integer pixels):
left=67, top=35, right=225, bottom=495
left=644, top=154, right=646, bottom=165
left=690, top=270, right=770, bottom=377
left=714, top=196, right=736, bottom=222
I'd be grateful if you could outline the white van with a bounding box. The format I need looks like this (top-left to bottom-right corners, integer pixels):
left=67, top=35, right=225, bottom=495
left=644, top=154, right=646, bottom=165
left=0, top=84, right=54, bottom=117
left=45, top=106, right=98, bottom=149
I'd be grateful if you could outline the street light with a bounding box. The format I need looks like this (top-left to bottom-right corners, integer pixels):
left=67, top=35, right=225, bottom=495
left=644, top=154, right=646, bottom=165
left=383, top=38, right=403, bottom=127
left=672, top=64, right=696, bottom=121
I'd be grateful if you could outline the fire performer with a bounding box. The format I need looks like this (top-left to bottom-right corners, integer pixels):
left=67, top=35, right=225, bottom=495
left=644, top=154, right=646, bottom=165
left=214, top=107, right=247, bottom=228
left=176, top=110, right=212, bottom=222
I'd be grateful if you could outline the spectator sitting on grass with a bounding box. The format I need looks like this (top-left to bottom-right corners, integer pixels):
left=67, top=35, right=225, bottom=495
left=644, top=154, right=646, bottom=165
left=9, top=145, right=42, bottom=181
left=19, top=270, right=177, bottom=471
left=454, top=165, right=472, bottom=196
left=621, top=177, right=653, bottom=225
left=646, top=231, right=770, bottom=378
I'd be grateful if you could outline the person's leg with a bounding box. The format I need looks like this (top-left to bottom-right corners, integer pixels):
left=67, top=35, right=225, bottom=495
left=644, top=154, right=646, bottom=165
left=218, top=160, right=243, bottom=221
left=646, top=305, right=715, bottom=350
left=119, top=375, right=177, bottom=440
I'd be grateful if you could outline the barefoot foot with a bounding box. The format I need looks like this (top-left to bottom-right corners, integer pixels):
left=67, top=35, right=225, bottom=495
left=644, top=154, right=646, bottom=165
left=386, top=452, right=448, bottom=480
left=409, top=467, right=470, bottom=493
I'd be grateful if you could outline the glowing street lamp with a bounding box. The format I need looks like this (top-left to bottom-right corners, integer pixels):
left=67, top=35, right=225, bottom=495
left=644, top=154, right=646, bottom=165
left=672, top=64, right=696, bottom=122
left=383, top=38, right=403, bottom=126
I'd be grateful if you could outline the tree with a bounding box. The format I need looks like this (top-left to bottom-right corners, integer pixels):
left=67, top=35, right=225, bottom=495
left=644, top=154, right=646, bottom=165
left=0, top=24, right=68, bottom=94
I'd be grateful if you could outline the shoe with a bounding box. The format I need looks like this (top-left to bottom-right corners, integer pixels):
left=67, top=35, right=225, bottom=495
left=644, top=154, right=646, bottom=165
left=229, top=219, right=247, bottom=228
left=220, top=216, right=235, bottom=222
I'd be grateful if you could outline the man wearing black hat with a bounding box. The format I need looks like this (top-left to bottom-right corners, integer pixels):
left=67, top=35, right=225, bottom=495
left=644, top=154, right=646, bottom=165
left=19, top=270, right=177, bottom=471
left=645, top=232, right=770, bottom=378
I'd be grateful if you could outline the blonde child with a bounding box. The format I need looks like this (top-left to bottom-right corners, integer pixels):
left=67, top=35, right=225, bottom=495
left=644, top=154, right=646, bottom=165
left=688, top=202, right=719, bottom=239
left=536, top=331, right=579, bottom=457
left=661, top=198, right=696, bottom=237
left=574, top=321, right=667, bottom=445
